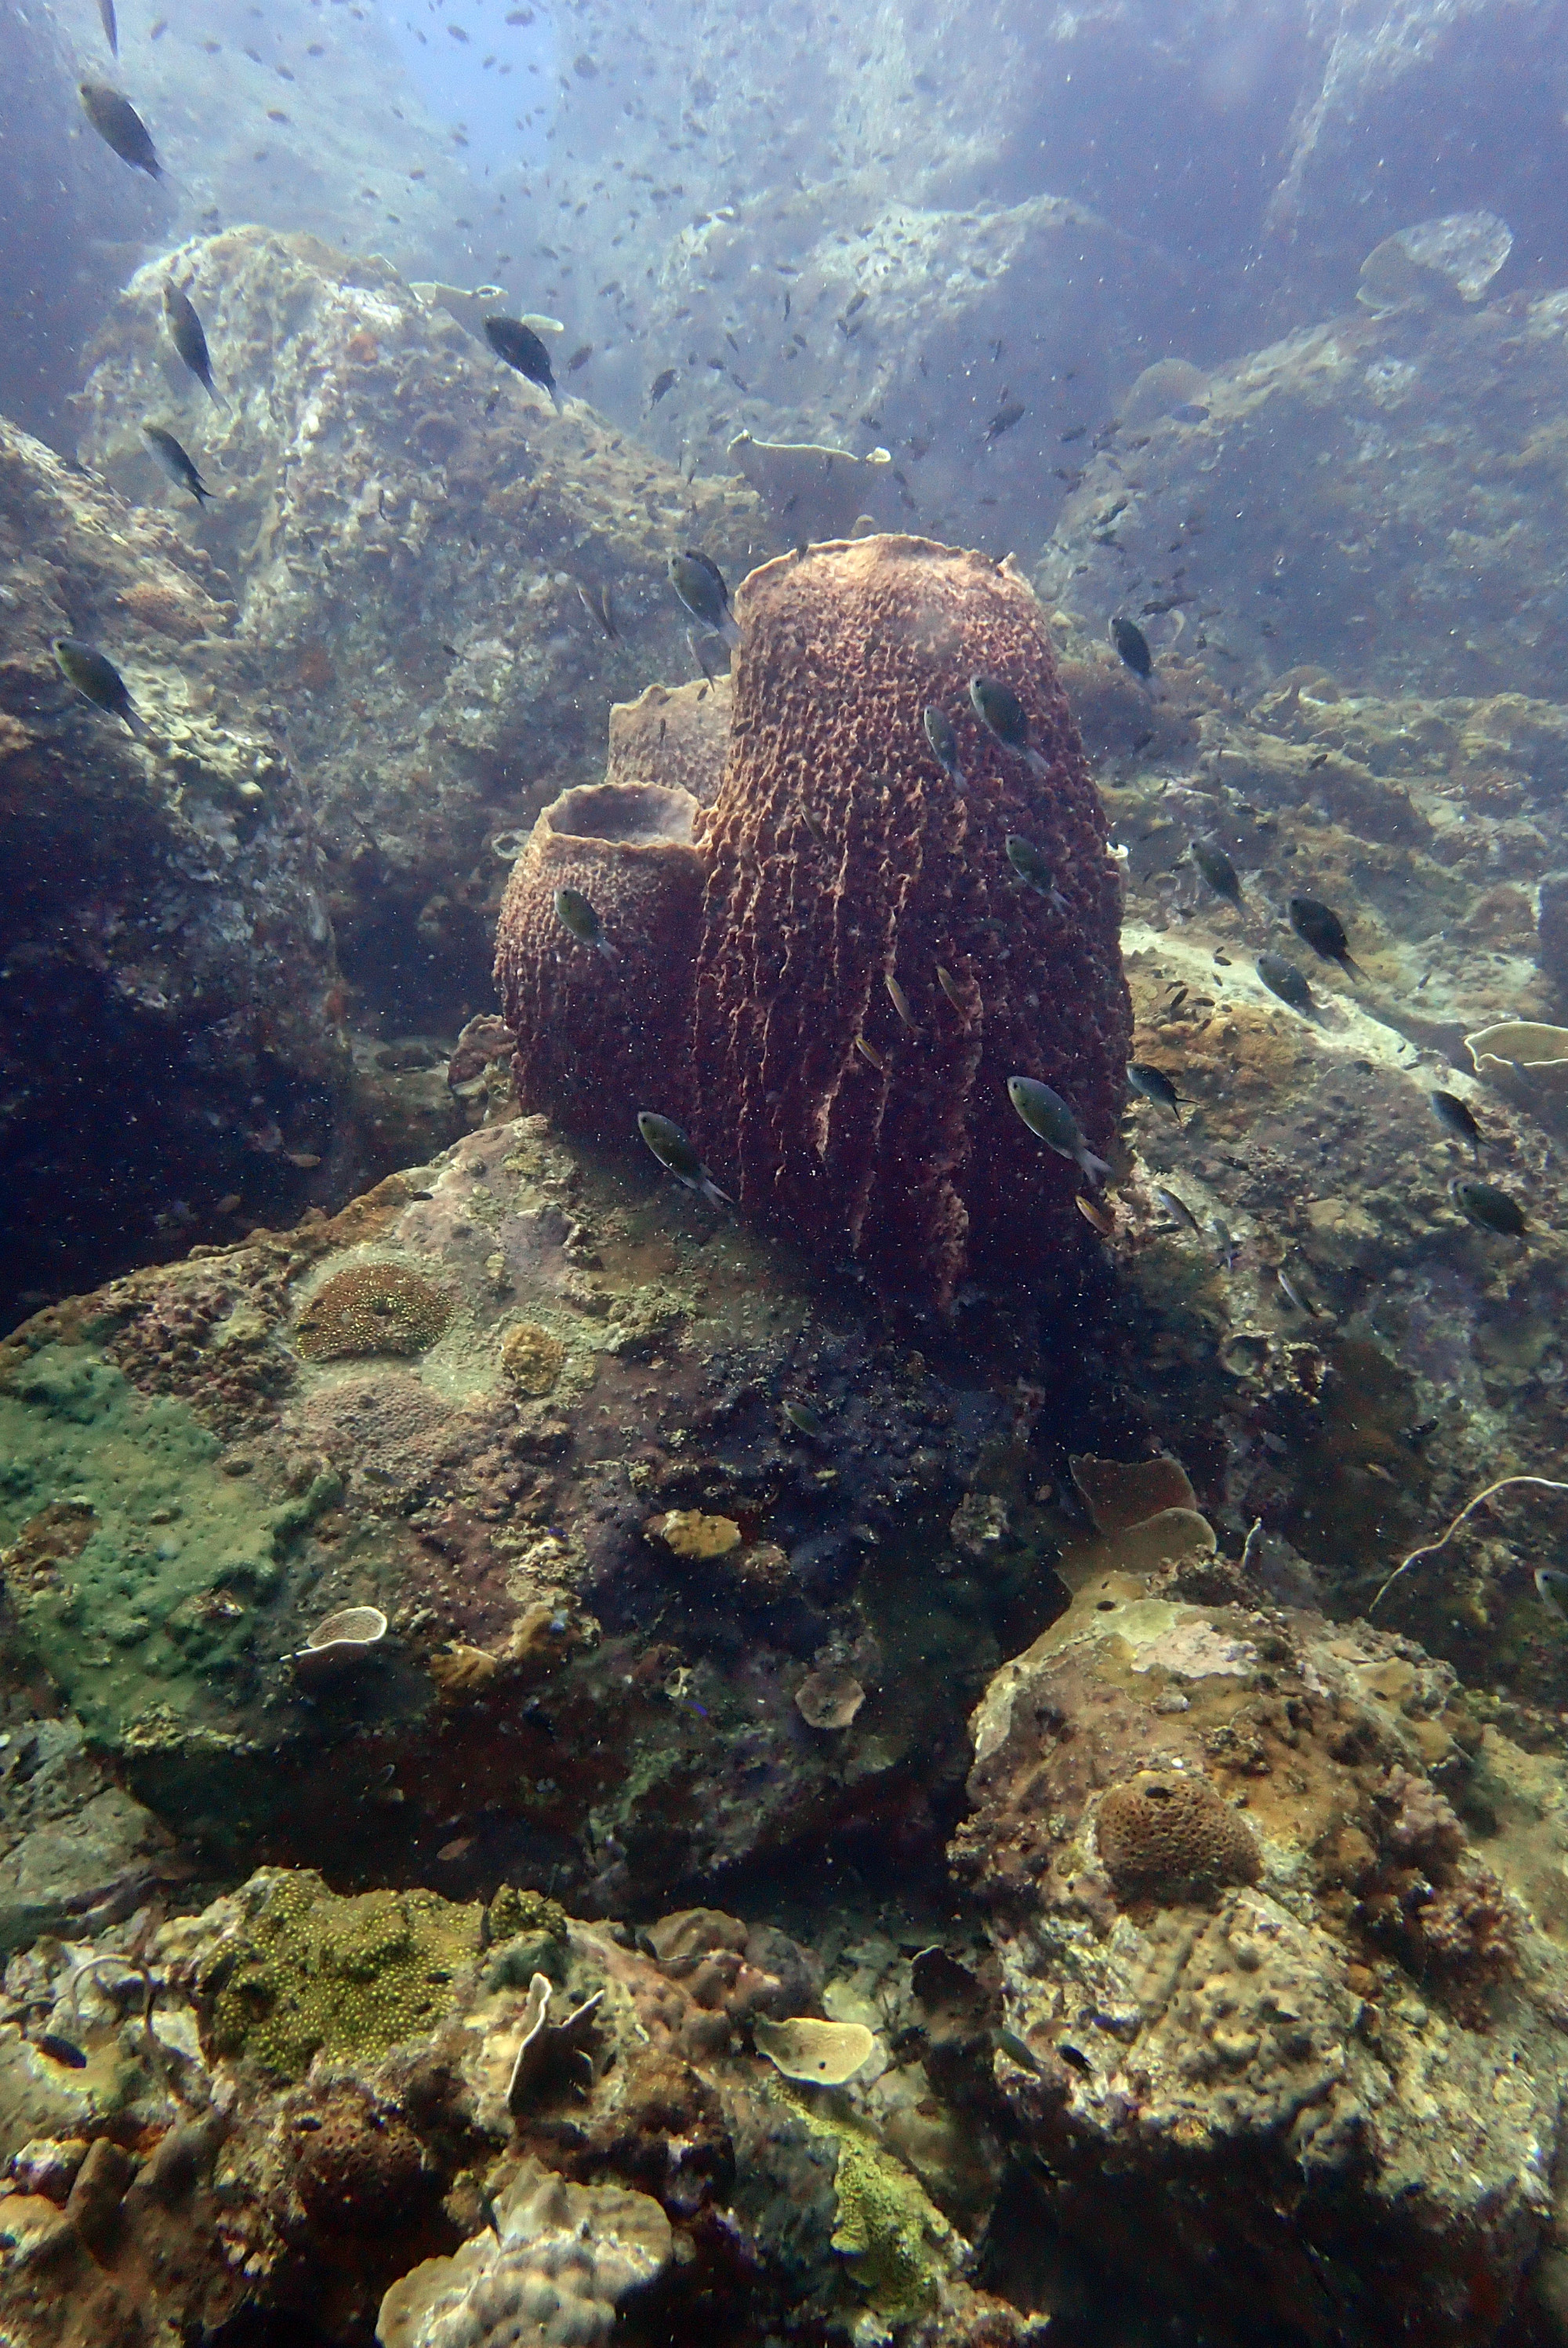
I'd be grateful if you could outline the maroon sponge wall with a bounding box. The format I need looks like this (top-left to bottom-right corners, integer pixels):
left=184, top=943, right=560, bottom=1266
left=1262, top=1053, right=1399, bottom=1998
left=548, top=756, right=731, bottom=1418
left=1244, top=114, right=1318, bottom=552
left=687, top=535, right=1130, bottom=1307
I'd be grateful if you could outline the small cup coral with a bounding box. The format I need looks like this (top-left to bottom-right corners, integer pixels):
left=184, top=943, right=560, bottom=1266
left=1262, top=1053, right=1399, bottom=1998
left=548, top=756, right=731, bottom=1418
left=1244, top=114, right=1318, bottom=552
left=1095, top=1772, right=1261, bottom=1900
left=293, top=1263, right=454, bottom=1361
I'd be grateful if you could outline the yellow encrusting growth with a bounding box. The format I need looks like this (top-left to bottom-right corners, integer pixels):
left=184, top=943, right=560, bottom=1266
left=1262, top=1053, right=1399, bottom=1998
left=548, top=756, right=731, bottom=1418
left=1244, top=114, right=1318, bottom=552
left=202, top=1867, right=481, bottom=2076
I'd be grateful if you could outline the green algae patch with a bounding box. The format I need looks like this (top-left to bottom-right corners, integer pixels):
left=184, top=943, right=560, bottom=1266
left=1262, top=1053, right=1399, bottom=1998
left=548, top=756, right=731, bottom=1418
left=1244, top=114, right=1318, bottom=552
left=0, top=1345, right=285, bottom=1744
left=202, top=1867, right=482, bottom=2077
left=773, top=2080, right=960, bottom=2318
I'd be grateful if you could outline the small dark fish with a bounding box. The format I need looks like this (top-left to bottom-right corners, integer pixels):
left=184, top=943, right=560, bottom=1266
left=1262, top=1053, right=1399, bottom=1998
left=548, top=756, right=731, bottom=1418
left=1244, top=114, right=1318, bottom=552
left=994, top=2026, right=1040, bottom=2074
left=1288, top=896, right=1363, bottom=977
left=648, top=367, right=678, bottom=405
left=1454, top=1179, right=1526, bottom=1238
left=1430, top=1090, right=1483, bottom=1158
left=984, top=399, right=1025, bottom=442
left=142, top=422, right=209, bottom=505
left=1191, top=836, right=1243, bottom=909
left=53, top=638, right=147, bottom=737
left=1257, top=952, right=1318, bottom=1017
left=637, top=1110, right=731, bottom=1209
left=79, top=82, right=160, bottom=178
left=669, top=550, right=739, bottom=644
left=163, top=282, right=221, bottom=404
left=34, top=2033, right=88, bottom=2069
left=935, top=965, right=967, bottom=1013
left=554, top=886, right=616, bottom=959
left=1076, top=1194, right=1114, bottom=1236
left=923, top=706, right=964, bottom=793
left=969, top=674, right=1048, bottom=776
left=97, top=0, right=118, bottom=55
left=484, top=315, right=562, bottom=410
left=1005, top=835, right=1068, bottom=912
left=564, top=343, right=593, bottom=374
left=1276, top=1264, right=1323, bottom=1317
left=1007, top=1076, right=1111, bottom=1183
left=854, top=1034, right=887, bottom=1072
left=1127, top=1062, right=1184, bottom=1122
left=1110, top=615, right=1152, bottom=678
left=782, top=1398, right=824, bottom=1437
left=575, top=582, right=617, bottom=640
left=1167, top=401, right=1210, bottom=423
left=1154, top=1186, right=1200, bottom=1234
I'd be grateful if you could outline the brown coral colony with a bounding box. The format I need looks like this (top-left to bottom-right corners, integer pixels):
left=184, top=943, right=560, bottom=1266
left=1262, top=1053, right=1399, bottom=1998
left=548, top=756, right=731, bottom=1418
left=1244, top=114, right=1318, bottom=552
left=495, top=535, right=1131, bottom=1307
left=293, top=1262, right=454, bottom=1361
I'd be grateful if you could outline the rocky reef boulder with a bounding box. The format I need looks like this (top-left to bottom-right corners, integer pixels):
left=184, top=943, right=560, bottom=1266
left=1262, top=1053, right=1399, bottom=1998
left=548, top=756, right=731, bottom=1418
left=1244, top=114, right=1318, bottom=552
left=0, top=1099, right=1044, bottom=1906
left=74, top=227, right=770, bottom=1031
left=952, top=1498, right=1568, bottom=2347
left=1039, top=286, right=1568, bottom=703
left=0, top=416, right=350, bottom=1325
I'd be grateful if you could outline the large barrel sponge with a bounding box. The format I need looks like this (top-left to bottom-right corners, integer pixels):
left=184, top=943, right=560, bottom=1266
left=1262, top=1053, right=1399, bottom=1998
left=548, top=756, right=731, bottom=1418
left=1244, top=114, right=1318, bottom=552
left=691, top=535, right=1130, bottom=1304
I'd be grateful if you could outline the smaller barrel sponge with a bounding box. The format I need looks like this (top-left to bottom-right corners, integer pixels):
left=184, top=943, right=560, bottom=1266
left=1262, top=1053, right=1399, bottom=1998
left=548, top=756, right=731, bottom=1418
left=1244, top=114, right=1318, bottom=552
left=201, top=1867, right=481, bottom=2077
left=494, top=780, right=707, bottom=1144
left=294, top=1261, right=454, bottom=1361
left=376, top=2160, right=673, bottom=2348
left=1095, top=1771, right=1261, bottom=1901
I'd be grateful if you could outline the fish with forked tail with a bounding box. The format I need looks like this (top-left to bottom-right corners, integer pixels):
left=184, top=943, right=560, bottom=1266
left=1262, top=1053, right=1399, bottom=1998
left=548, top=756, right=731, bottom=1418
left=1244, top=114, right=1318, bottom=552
left=484, top=315, right=562, bottom=409
left=1007, top=1076, right=1111, bottom=1184
left=53, top=638, right=148, bottom=737
left=637, top=1111, right=731, bottom=1209
left=669, top=550, right=739, bottom=645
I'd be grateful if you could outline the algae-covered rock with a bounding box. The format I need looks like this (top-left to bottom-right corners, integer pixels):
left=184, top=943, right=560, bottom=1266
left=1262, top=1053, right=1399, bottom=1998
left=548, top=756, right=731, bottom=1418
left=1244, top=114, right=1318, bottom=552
left=199, top=1868, right=481, bottom=2078
left=773, top=2079, right=964, bottom=2321
left=0, top=1107, right=1011, bottom=1908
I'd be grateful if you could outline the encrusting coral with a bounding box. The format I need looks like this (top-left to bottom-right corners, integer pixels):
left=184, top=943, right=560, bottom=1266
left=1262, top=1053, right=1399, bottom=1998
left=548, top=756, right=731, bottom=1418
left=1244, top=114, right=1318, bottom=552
left=293, top=1262, right=455, bottom=1361
left=498, top=532, right=1131, bottom=1306
left=199, top=1869, right=481, bottom=2077
left=1094, top=1770, right=1261, bottom=1899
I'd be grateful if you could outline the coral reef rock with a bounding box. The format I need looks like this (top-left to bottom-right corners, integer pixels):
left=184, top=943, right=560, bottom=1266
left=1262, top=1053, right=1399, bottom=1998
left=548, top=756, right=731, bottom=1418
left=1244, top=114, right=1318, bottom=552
left=76, top=227, right=768, bottom=1033
left=377, top=2162, right=672, bottom=2348
left=0, top=1865, right=1032, bottom=2344
left=0, top=1108, right=1022, bottom=1902
left=0, top=416, right=349, bottom=1324
left=953, top=1539, right=1568, bottom=2348
left=499, top=534, right=1131, bottom=1307
left=1042, top=287, right=1568, bottom=703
